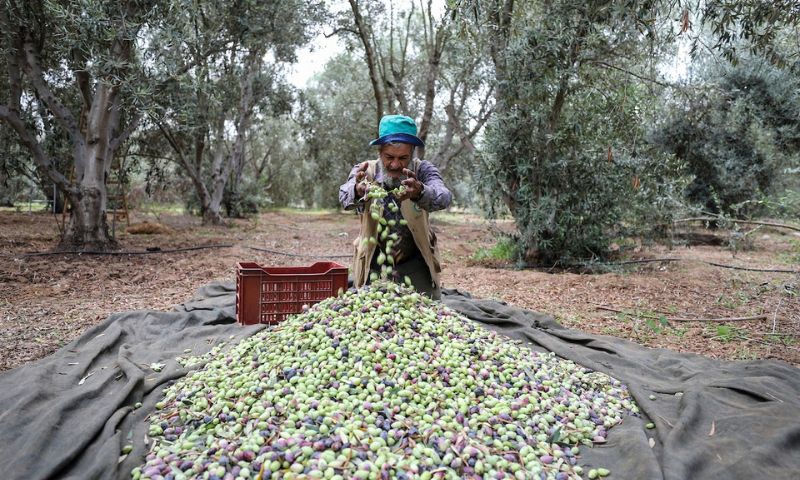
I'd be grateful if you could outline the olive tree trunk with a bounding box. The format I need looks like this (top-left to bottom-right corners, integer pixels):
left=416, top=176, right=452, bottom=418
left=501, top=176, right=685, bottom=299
left=61, top=82, right=121, bottom=250
left=204, top=120, right=229, bottom=225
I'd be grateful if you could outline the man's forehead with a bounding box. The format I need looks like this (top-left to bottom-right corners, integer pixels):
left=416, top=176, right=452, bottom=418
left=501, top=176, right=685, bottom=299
left=380, top=144, right=413, bottom=156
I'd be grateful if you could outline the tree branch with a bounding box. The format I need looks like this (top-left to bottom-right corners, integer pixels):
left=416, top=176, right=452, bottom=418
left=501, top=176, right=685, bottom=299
left=70, top=45, right=93, bottom=113
left=153, top=115, right=192, bottom=174
left=0, top=105, right=73, bottom=192
left=590, top=60, right=674, bottom=88
left=324, top=27, right=358, bottom=38
left=385, top=2, right=410, bottom=113
left=109, top=111, right=141, bottom=155
left=253, top=136, right=278, bottom=180
left=153, top=42, right=234, bottom=93
left=20, top=34, right=83, bottom=147
left=399, top=1, right=414, bottom=80
left=1, top=10, right=23, bottom=114
left=128, top=152, right=174, bottom=162
left=418, top=2, right=448, bottom=146
left=390, top=1, right=414, bottom=113
left=444, top=104, right=476, bottom=154
left=75, top=70, right=93, bottom=111
left=466, top=86, right=495, bottom=139
left=349, top=0, right=384, bottom=124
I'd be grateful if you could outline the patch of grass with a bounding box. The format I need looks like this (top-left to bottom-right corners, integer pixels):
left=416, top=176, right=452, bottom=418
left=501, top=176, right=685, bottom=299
left=761, top=333, right=797, bottom=346
left=644, top=315, right=670, bottom=334
left=711, top=324, right=748, bottom=343
left=612, top=309, right=693, bottom=341
left=270, top=207, right=338, bottom=216
left=440, top=251, right=458, bottom=263
left=554, top=314, right=581, bottom=328
left=472, top=236, right=517, bottom=262
left=715, top=325, right=735, bottom=342
left=601, top=326, right=626, bottom=336
left=0, top=201, right=49, bottom=213
left=777, top=240, right=800, bottom=266
left=140, top=202, right=186, bottom=214
left=715, top=292, right=749, bottom=310
left=430, top=210, right=485, bottom=225
left=732, top=346, right=760, bottom=361
left=672, top=326, right=689, bottom=338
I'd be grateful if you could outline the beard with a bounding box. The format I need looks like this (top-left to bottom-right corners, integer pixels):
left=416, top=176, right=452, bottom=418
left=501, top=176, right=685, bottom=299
left=377, top=161, right=407, bottom=188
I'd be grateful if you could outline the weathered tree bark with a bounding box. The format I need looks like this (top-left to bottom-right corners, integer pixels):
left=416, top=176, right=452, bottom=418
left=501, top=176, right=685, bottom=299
left=205, top=131, right=227, bottom=226
left=61, top=78, right=121, bottom=250
left=349, top=0, right=385, bottom=127
left=226, top=50, right=260, bottom=218
left=416, top=0, right=448, bottom=160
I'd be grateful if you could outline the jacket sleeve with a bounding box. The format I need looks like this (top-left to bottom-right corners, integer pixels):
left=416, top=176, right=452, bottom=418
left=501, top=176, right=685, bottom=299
left=414, top=161, right=452, bottom=212
left=339, top=163, right=365, bottom=211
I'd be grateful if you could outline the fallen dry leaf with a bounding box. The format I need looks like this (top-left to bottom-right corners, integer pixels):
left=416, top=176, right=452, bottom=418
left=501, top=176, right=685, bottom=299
left=78, top=370, right=95, bottom=385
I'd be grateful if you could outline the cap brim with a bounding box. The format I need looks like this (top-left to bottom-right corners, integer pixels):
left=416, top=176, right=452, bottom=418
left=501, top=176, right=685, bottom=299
left=369, top=133, right=424, bottom=147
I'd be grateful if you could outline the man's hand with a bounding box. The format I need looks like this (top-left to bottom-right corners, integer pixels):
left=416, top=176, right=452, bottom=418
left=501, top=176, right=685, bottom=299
left=354, top=162, right=369, bottom=198
left=397, top=168, right=424, bottom=202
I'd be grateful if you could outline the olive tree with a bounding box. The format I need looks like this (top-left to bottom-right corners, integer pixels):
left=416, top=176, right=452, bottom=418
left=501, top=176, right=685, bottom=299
left=455, top=0, right=798, bottom=263
left=143, top=0, right=322, bottom=224
left=652, top=58, right=800, bottom=217
left=0, top=0, right=152, bottom=250
left=459, top=0, right=683, bottom=264
left=678, top=0, right=800, bottom=69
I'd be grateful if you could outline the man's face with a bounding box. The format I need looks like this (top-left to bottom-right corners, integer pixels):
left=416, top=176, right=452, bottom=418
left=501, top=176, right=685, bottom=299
left=380, top=143, right=413, bottom=179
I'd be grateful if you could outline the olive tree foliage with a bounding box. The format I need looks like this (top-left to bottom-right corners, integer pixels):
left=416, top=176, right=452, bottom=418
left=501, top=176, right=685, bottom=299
left=651, top=58, right=800, bottom=217
left=138, top=0, right=322, bottom=224
left=0, top=0, right=154, bottom=250
left=674, top=0, right=800, bottom=70
left=456, top=0, right=685, bottom=264
left=650, top=3, right=800, bottom=218
left=237, top=115, right=308, bottom=209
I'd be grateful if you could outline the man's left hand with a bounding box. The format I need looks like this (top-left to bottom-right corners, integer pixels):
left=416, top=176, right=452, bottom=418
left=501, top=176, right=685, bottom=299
left=397, top=168, right=424, bottom=202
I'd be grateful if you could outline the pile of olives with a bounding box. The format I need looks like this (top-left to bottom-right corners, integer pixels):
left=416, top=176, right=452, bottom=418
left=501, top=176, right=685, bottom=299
left=132, top=282, right=636, bottom=480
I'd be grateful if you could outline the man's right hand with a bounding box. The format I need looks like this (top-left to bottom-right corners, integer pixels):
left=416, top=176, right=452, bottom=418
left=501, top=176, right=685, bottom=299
left=354, top=162, right=369, bottom=198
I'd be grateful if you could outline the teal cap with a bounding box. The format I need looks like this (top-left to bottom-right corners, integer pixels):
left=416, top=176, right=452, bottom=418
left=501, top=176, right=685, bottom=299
left=369, top=114, right=424, bottom=146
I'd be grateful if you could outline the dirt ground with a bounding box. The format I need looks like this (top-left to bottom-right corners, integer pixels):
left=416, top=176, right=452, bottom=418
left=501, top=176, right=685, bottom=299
left=1, top=208, right=798, bottom=372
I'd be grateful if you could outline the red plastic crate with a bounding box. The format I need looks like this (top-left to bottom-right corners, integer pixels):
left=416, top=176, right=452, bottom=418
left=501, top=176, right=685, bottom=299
left=236, top=261, right=349, bottom=325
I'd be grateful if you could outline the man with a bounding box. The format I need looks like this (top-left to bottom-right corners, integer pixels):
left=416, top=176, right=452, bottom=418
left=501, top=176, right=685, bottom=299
left=339, top=114, right=452, bottom=299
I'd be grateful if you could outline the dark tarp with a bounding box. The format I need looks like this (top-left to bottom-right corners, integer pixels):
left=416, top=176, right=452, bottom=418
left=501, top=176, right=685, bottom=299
left=1, top=282, right=798, bottom=480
